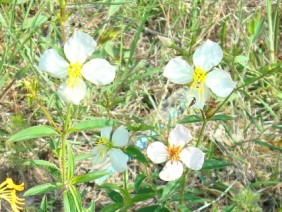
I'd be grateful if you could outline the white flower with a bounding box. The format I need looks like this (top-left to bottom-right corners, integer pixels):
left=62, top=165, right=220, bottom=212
left=147, top=124, right=205, bottom=181
left=39, top=31, right=116, bottom=105
left=163, top=40, right=236, bottom=109
left=92, top=126, right=129, bottom=172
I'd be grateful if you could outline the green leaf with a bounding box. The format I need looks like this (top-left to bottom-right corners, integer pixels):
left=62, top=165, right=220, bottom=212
left=98, top=183, right=131, bottom=205
left=171, top=193, right=202, bottom=201
left=105, top=188, right=124, bottom=202
left=126, top=123, right=155, bottom=132
left=86, top=200, right=95, bottom=212
left=202, top=160, right=232, bottom=170
left=137, top=206, right=170, bottom=212
left=72, top=118, right=115, bottom=132
left=7, top=126, right=59, bottom=143
left=179, top=115, right=202, bottom=123
left=75, top=153, right=93, bottom=161
left=134, top=173, right=146, bottom=191
left=160, top=178, right=182, bottom=202
left=222, top=204, right=236, bottom=212
left=124, top=146, right=148, bottom=164
left=101, top=203, right=123, bottom=212
left=132, top=193, right=155, bottom=202
left=24, top=183, right=63, bottom=196
left=22, top=15, right=48, bottom=29
left=72, top=171, right=108, bottom=184
left=68, top=144, right=75, bottom=180
left=69, top=185, right=83, bottom=212
left=39, top=196, right=47, bottom=212
left=108, top=0, right=125, bottom=16
left=64, top=191, right=76, bottom=212
left=23, top=160, right=59, bottom=170
left=210, top=115, right=235, bottom=121
left=253, top=140, right=282, bottom=153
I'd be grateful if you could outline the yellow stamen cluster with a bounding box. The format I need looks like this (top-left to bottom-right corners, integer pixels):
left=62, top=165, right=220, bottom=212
left=190, top=67, right=207, bottom=103
left=0, top=178, right=25, bottom=212
left=95, top=136, right=113, bottom=160
left=167, top=145, right=182, bottom=161
left=67, top=62, right=83, bottom=88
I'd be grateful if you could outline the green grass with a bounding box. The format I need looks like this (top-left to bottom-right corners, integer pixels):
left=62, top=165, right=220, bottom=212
left=0, top=0, right=281, bottom=211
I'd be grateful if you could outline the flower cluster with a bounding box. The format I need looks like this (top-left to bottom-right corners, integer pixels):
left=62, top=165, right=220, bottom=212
left=0, top=178, right=25, bottom=212
left=147, top=124, right=205, bottom=181
left=39, top=31, right=116, bottom=105
left=163, top=40, right=236, bottom=109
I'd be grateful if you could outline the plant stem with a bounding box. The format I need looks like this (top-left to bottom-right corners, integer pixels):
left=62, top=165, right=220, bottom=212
left=59, top=0, right=67, bottom=42
left=61, top=104, right=72, bottom=183
left=123, top=170, right=128, bottom=190
left=196, top=110, right=207, bottom=147
left=179, top=168, right=189, bottom=205
left=266, top=0, right=275, bottom=63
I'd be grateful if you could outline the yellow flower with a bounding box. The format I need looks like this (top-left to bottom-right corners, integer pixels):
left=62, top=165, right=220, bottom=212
left=0, top=178, right=25, bottom=212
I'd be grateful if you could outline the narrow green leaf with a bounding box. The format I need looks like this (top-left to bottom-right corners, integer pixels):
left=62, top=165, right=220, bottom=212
left=134, top=173, right=146, bottom=191
left=179, top=115, right=202, bottom=123
left=39, top=196, right=47, bottom=212
left=253, top=140, right=282, bottom=153
left=108, top=0, right=125, bottom=16
left=132, top=193, right=155, bottom=202
left=75, top=153, right=93, bottom=161
left=98, top=183, right=131, bottom=204
left=105, top=188, right=124, bottom=203
left=63, top=191, right=76, bottom=212
left=69, top=185, right=83, bottom=212
left=72, top=171, right=108, bottom=184
left=7, top=126, right=59, bottom=143
left=72, top=118, right=115, bottom=132
left=23, top=160, right=59, bottom=170
left=160, top=178, right=182, bottom=202
left=101, top=203, right=123, bottom=212
left=210, top=115, right=235, bottom=121
left=222, top=204, right=236, bottom=212
left=124, top=146, right=148, bottom=164
left=86, top=200, right=95, bottom=212
left=22, top=15, right=48, bottom=29
left=137, top=206, right=170, bottom=212
left=68, top=144, right=75, bottom=180
left=202, top=160, right=232, bottom=170
left=24, top=183, right=63, bottom=196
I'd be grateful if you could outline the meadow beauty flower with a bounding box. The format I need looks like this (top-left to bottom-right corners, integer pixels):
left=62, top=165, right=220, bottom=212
left=163, top=40, right=236, bottom=109
left=0, top=178, right=25, bottom=212
left=147, top=124, right=205, bottom=181
left=92, top=126, right=129, bottom=172
left=39, top=31, right=116, bottom=105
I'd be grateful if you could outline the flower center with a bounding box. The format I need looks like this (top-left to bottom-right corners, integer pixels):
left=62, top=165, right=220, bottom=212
left=95, top=136, right=112, bottom=148
left=190, top=67, right=207, bottom=103
left=67, top=62, right=83, bottom=88
left=167, top=145, right=182, bottom=161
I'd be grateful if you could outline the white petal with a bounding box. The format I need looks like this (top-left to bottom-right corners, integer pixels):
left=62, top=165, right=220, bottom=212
left=64, top=31, right=97, bottom=63
left=38, top=49, right=69, bottom=78
left=109, top=148, right=128, bottom=172
left=163, top=58, right=193, bottom=84
left=186, top=85, right=210, bottom=109
left=81, top=59, right=116, bottom=85
left=146, top=142, right=168, bottom=164
left=192, top=40, right=223, bottom=71
left=92, top=145, right=108, bottom=164
left=168, top=124, right=192, bottom=147
left=205, top=69, right=236, bottom=97
left=159, top=160, right=183, bottom=181
left=57, top=79, right=87, bottom=105
left=101, top=127, right=112, bottom=140
left=112, top=126, right=129, bottom=147
left=180, top=147, right=205, bottom=170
